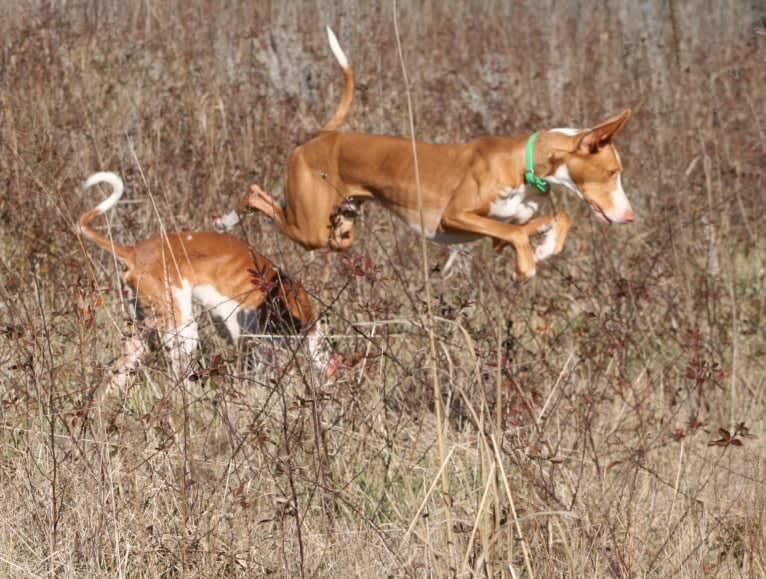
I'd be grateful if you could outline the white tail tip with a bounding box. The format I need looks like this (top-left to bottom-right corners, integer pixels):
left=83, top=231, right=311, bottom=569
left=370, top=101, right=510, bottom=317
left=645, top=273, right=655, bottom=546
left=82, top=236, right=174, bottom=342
left=326, top=26, right=348, bottom=69
left=83, top=171, right=125, bottom=213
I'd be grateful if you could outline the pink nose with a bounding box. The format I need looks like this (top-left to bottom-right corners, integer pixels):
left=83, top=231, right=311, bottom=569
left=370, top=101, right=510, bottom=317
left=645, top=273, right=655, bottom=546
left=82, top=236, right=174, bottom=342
left=623, top=208, right=635, bottom=223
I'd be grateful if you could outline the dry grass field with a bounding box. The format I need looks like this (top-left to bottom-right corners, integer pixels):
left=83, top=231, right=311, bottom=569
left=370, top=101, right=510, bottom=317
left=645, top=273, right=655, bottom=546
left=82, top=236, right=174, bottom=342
left=1, top=1, right=765, bottom=576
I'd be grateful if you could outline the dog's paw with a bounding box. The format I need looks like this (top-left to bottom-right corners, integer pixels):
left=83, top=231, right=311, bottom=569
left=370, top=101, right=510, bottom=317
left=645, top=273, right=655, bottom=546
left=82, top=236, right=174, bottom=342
left=338, top=197, right=361, bottom=217
left=532, top=221, right=558, bottom=262
left=517, top=270, right=536, bottom=281
left=213, top=210, right=240, bottom=232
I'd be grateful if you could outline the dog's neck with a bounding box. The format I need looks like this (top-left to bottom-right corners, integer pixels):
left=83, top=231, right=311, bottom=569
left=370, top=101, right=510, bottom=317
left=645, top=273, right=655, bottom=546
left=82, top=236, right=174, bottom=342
left=542, top=163, right=583, bottom=199
left=521, top=130, right=583, bottom=198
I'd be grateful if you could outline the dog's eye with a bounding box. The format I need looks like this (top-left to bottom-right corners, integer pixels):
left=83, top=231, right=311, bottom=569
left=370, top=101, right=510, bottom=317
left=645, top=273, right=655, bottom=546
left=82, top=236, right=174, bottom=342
left=607, top=169, right=619, bottom=178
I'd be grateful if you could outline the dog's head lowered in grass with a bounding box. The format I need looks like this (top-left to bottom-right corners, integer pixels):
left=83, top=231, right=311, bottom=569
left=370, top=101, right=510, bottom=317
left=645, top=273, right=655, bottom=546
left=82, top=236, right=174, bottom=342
left=78, top=172, right=328, bottom=388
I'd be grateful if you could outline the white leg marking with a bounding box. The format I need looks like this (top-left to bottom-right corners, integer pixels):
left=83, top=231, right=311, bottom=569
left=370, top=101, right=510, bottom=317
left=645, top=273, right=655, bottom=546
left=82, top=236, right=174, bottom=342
left=164, top=324, right=199, bottom=379
left=222, top=315, right=242, bottom=343
left=192, top=283, right=243, bottom=342
left=165, top=281, right=199, bottom=379
left=533, top=220, right=558, bottom=262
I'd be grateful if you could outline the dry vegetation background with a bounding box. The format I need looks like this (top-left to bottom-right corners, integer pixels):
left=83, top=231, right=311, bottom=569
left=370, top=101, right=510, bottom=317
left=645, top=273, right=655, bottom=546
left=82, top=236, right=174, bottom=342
left=1, top=0, right=765, bottom=577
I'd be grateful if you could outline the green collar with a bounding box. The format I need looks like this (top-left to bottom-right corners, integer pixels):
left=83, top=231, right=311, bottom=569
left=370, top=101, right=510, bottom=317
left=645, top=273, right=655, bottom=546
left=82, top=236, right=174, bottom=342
left=525, top=131, right=549, bottom=193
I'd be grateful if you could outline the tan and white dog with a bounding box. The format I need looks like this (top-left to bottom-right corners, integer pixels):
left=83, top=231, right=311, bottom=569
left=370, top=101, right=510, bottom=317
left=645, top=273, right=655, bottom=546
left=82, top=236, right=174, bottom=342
left=79, top=172, right=326, bottom=385
left=239, top=28, right=634, bottom=279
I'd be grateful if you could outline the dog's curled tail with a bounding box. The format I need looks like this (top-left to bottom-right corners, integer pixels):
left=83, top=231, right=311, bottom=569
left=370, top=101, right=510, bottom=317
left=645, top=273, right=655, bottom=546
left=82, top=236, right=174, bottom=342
left=320, top=27, right=353, bottom=132
left=78, top=172, right=134, bottom=263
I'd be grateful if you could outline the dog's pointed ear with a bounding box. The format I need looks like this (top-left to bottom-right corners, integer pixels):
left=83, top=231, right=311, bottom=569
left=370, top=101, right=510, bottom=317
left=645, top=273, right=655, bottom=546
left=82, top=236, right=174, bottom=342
left=576, top=109, right=631, bottom=154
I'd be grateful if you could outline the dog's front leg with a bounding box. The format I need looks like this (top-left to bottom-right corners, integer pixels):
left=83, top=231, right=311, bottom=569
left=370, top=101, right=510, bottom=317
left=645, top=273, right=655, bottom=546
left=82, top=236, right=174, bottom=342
left=160, top=315, right=200, bottom=384
left=492, top=211, right=571, bottom=264
left=441, top=211, right=536, bottom=279
left=525, top=211, right=571, bottom=262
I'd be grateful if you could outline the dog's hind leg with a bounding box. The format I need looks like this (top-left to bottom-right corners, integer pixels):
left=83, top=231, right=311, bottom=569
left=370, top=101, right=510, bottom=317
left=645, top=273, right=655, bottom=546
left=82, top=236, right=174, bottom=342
left=328, top=201, right=359, bottom=250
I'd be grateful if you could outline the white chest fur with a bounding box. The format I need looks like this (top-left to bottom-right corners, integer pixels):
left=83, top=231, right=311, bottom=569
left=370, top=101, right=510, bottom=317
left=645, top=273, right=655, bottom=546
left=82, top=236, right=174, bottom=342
left=407, top=184, right=549, bottom=245
left=488, top=184, right=545, bottom=223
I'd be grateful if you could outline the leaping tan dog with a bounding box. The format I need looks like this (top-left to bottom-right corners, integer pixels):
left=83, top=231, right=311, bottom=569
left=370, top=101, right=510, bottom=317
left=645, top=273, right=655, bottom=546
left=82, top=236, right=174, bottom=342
left=240, top=28, right=634, bottom=279
left=79, top=172, right=326, bottom=386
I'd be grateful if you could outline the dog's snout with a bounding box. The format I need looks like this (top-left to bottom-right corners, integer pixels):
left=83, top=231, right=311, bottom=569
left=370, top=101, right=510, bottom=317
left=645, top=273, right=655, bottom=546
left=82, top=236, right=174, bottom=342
left=623, top=208, right=635, bottom=223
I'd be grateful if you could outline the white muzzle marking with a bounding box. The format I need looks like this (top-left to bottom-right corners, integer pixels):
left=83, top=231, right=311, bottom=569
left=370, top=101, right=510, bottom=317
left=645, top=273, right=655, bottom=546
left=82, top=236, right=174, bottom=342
left=602, top=176, right=634, bottom=223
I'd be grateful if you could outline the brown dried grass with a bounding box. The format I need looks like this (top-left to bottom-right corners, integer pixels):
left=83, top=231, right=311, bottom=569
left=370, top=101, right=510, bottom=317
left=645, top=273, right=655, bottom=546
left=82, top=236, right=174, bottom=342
left=1, top=1, right=765, bottom=576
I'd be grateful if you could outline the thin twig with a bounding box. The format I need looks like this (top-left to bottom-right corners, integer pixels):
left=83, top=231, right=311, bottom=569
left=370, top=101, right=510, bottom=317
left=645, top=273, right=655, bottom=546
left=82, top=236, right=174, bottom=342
left=392, top=1, right=455, bottom=572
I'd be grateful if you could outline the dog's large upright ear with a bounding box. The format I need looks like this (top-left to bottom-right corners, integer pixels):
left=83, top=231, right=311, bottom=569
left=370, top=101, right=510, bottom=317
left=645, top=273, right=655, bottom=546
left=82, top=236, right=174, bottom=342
left=576, top=109, right=631, bottom=154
